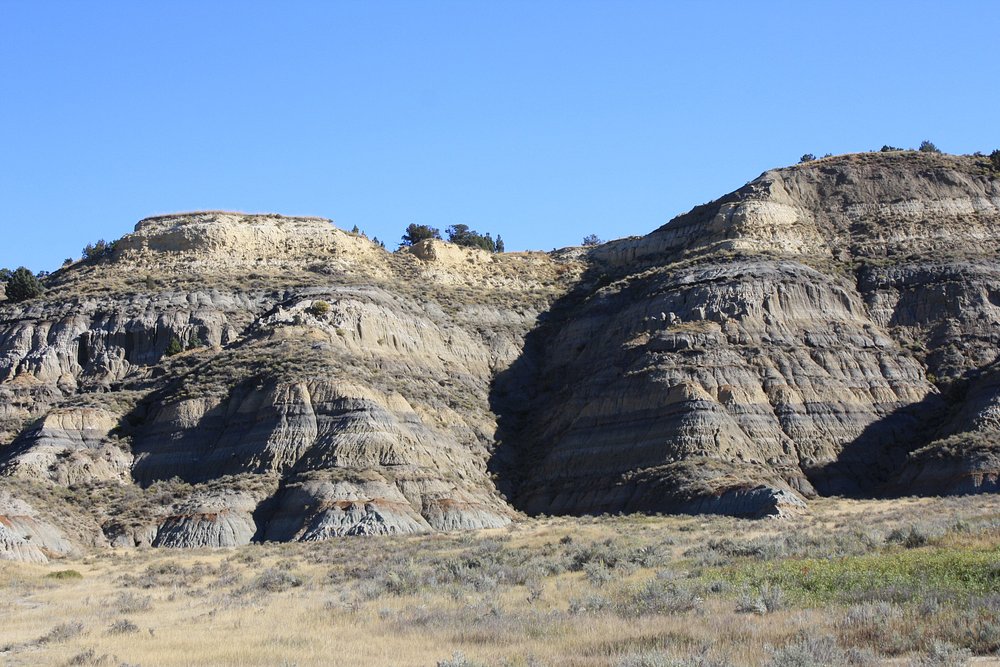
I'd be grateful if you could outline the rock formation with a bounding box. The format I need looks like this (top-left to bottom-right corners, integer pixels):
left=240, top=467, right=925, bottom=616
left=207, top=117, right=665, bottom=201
left=500, top=151, right=1000, bottom=515
left=1, top=151, right=998, bottom=558
left=0, top=210, right=578, bottom=557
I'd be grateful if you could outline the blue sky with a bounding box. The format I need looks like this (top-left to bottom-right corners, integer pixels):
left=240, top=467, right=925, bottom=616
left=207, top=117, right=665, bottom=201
left=2, top=1, right=998, bottom=271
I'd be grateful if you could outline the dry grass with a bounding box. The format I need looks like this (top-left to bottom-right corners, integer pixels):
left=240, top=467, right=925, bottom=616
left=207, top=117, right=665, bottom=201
left=1, top=495, right=999, bottom=666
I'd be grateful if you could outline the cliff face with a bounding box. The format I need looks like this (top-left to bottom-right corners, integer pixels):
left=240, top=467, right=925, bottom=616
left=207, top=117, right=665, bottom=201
left=500, top=151, right=1000, bottom=515
left=1, top=152, right=998, bottom=559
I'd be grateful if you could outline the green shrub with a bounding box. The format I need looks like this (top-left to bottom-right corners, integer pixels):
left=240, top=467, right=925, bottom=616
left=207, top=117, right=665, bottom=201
left=907, top=641, right=972, bottom=667
left=583, top=561, right=614, bottom=587
left=919, top=140, right=942, bottom=153
left=437, top=652, right=487, bottom=667
left=836, top=601, right=901, bottom=647
left=719, top=547, right=1000, bottom=604
left=615, top=651, right=675, bottom=667
left=306, top=300, right=330, bottom=317
left=736, top=583, right=785, bottom=614
left=401, top=223, right=441, bottom=246
left=614, top=575, right=702, bottom=617
left=446, top=224, right=499, bottom=252
left=45, top=570, right=83, bottom=580
left=165, top=337, right=184, bottom=356
left=107, top=619, right=139, bottom=635
left=39, top=621, right=85, bottom=643
left=113, top=591, right=152, bottom=613
left=3, top=266, right=44, bottom=302
left=886, top=526, right=929, bottom=549
left=244, top=568, right=303, bottom=594
left=800, top=153, right=817, bottom=163
left=82, top=239, right=116, bottom=261
left=990, top=149, right=1000, bottom=171
left=186, top=331, right=205, bottom=349
left=767, top=635, right=874, bottom=667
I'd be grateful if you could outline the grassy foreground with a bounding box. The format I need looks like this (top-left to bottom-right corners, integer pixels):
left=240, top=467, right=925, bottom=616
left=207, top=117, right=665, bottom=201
left=1, top=495, right=999, bottom=667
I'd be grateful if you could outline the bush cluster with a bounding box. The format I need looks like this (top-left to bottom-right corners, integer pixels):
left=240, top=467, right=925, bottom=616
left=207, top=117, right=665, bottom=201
left=445, top=224, right=503, bottom=253
left=400, top=224, right=441, bottom=245
left=400, top=223, right=505, bottom=252
left=165, top=337, right=184, bottom=356
left=1, top=266, right=44, bottom=302
left=306, top=300, right=331, bottom=317
left=82, top=239, right=116, bottom=261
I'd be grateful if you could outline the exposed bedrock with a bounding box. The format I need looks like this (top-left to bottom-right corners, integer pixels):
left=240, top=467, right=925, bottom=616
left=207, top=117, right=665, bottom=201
left=126, top=286, right=521, bottom=537
left=0, top=490, right=77, bottom=562
left=152, top=489, right=260, bottom=548
left=499, top=260, right=938, bottom=515
left=889, top=363, right=1000, bottom=496
left=2, top=407, right=132, bottom=486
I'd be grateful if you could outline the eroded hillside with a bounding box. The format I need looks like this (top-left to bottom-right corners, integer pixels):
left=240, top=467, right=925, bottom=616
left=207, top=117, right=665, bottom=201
left=1, top=151, right=999, bottom=560
left=501, top=151, right=1000, bottom=516
left=0, top=211, right=584, bottom=557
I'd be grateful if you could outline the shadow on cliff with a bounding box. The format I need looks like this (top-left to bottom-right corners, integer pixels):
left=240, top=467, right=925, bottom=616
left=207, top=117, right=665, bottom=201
left=487, top=252, right=626, bottom=509
left=488, top=247, right=1000, bottom=512
left=117, top=352, right=295, bottom=541
left=768, top=360, right=997, bottom=500
left=806, top=390, right=948, bottom=497
left=833, top=360, right=1000, bottom=497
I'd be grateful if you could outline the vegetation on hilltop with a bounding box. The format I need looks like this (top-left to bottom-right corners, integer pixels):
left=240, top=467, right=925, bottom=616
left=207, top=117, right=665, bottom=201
left=446, top=224, right=504, bottom=253
left=82, top=239, right=116, bottom=262
left=400, top=223, right=505, bottom=253
left=401, top=224, right=442, bottom=246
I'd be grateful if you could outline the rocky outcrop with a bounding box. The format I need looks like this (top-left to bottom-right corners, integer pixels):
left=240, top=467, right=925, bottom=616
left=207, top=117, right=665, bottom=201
left=0, top=151, right=998, bottom=551
left=126, top=289, right=520, bottom=536
left=0, top=524, right=48, bottom=563
left=0, top=491, right=76, bottom=562
left=890, top=363, right=1000, bottom=496
left=263, top=472, right=434, bottom=539
left=2, top=407, right=132, bottom=486
left=152, top=489, right=259, bottom=548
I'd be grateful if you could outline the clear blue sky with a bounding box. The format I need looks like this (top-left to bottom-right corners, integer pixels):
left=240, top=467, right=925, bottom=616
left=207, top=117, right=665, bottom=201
left=2, top=1, right=998, bottom=272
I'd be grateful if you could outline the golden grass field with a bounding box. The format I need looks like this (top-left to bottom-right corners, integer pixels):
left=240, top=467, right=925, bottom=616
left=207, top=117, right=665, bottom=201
left=2, top=495, right=1000, bottom=667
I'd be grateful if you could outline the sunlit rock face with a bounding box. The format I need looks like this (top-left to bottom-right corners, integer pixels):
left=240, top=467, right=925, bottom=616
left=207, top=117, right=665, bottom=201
left=0, top=211, right=577, bottom=546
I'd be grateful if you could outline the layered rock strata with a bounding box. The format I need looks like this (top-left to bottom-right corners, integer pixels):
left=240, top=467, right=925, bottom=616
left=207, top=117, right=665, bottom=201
left=0, top=211, right=577, bottom=555
left=1, top=152, right=998, bottom=557
left=501, top=151, right=1000, bottom=514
